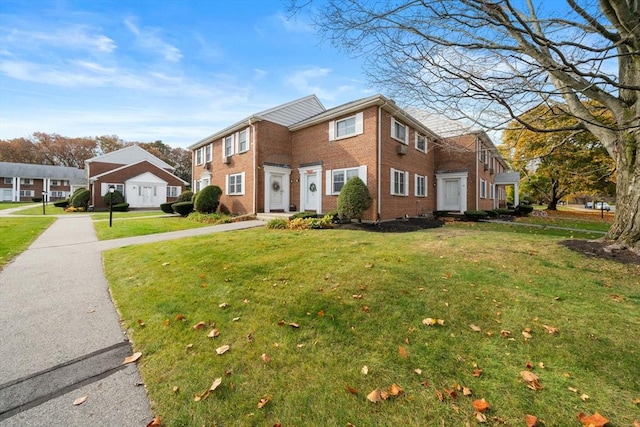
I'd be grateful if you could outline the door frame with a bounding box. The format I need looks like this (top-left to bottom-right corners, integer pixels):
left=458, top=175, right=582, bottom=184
left=263, top=165, right=291, bottom=213
left=297, top=165, right=323, bottom=214
left=436, top=171, right=468, bottom=212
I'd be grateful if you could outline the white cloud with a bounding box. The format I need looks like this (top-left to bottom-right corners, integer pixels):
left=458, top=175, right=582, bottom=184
left=285, top=66, right=333, bottom=98
left=274, top=13, right=314, bottom=33
left=253, top=68, right=268, bottom=80
left=123, top=17, right=183, bottom=62
left=0, top=26, right=117, bottom=54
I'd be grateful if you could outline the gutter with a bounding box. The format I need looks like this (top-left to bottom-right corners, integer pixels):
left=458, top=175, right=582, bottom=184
left=250, top=118, right=257, bottom=214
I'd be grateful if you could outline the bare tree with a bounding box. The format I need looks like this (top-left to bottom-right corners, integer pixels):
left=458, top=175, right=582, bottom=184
left=298, top=0, right=639, bottom=252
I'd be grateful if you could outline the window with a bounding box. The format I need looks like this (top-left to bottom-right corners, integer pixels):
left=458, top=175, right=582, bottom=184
left=196, top=148, right=203, bottom=165
left=167, top=186, right=181, bottom=198
left=224, top=135, right=234, bottom=157
left=331, top=168, right=360, bottom=194
left=480, top=179, right=487, bottom=198
left=415, top=174, right=426, bottom=197
left=19, top=190, right=34, bottom=197
left=20, top=178, right=33, bottom=185
left=391, top=168, right=409, bottom=196
left=227, top=173, right=244, bottom=195
left=50, top=191, right=65, bottom=197
left=328, top=112, right=364, bottom=140
left=3, top=178, right=12, bottom=184
left=415, top=134, right=427, bottom=153
left=238, top=129, right=249, bottom=153
left=479, top=149, right=487, bottom=163
left=391, top=118, right=408, bottom=144
left=490, top=183, right=495, bottom=199
left=205, top=145, right=212, bottom=162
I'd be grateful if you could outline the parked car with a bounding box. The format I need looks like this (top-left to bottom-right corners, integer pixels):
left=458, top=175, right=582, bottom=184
left=595, top=202, right=611, bottom=211
left=585, top=202, right=594, bottom=208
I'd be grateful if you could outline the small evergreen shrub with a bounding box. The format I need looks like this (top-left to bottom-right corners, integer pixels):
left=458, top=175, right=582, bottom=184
left=464, top=210, right=489, bottom=221
left=194, top=185, right=222, bottom=214
left=485, top=209, right=499, bottom=218
left=433, top=210, right=450, bottom=218
left=515, top=204, right=534, bottom=216
left=160, top=202, right=175, bottom=214
left=53, top=199, right=70, bottom=208
left=172, top=201, right=194, bottom=217
left=495, top=208, right=515, bottom=215
left=176, top=190, right=194, bottom=202
left=103, top=190, right=125, bottom=206
left=266, top=218, right=288, bottom=229
left=32, top=197, right=43, bottom=203
left=289, top=212, right=318, bottom=220
left=112, top=202, right=129, bottom=212
left=337, top=177, right=372, bottom=221
left=70, top=189, right=90, bottom=209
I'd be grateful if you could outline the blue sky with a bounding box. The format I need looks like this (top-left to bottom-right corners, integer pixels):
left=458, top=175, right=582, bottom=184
left=0, top=0, right=372, bottom=148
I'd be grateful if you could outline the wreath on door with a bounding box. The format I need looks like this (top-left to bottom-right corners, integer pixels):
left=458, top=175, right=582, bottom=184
left=272, top=181, right=281, bottom=192
left=309, top=183, right=317, bottom=192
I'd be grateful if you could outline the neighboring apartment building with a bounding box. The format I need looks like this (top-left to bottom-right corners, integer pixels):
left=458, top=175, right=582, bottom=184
left=189, top=94, right=518, bottom=221
left=0, top=162, right=86, bottom=202
left=86, top=145, right=187, bottom=210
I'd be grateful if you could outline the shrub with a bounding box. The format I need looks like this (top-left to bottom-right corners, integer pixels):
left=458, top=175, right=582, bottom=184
left=433, top=210, right=450, bottom=218
left=160, top=202, right=175, bottom=214
left=112, top=202, right=129, bottom=212
left=289, top=212, right=318, bottom=220
left=172, top=201, right=194, bottom=217
left=194, top=185, right=222, bottom=214
left=495, top=208, right=515, bottom=215
left=32, top=197, right=43, bottom=203
left=515, top=204, right=534, bottom=216
left=176, top=190, right=194, bottom=202
left=337, top=177, right=372, bottom=221
left=53, top=199, right=70, bottom=208
left=103, top=190, right=125, bottom=206
left=266, top=218, right=288, bottom=229
left=70, top=189, right=90, bottom=209
left=485, top=209, right=499, bottom=218
left=464, top=210, right=489, bottom=221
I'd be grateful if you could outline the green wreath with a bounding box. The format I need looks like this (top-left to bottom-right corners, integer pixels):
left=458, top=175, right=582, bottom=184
left=272, top=181, right=281, bottom=192
left=309, top=183, right=317, bottom=192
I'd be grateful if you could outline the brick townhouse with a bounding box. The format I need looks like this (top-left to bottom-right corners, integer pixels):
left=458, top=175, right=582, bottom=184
left=189, top=94, right=518, bottom=221
left=0, top=162, right=86, bottom=202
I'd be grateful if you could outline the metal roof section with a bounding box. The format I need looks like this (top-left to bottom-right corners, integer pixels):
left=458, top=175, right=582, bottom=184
left=405, top=108, right=482, bottom=138
left=89, top=160, right=188, bottom=184
left=85, top=145, right=174, bottom=171
left=493, top=171, right=521, bottom=185
left=189, top=95, right=326, bottom=150
left=0, top=162, right=86, bottom=185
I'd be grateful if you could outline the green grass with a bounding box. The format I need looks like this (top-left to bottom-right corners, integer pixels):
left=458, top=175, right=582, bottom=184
left=105, top=223, right=640, bottom=426
left=0, top=202, right=35, bottom=210
left=515, top=216, right=611, bottom=232
left=90, top=210, right=164, bottom=220
left=0, top=216, right=56, bottom=268
left=94, top=216, right=210, bottom=240
left=13, top=203, right=63, bottom=215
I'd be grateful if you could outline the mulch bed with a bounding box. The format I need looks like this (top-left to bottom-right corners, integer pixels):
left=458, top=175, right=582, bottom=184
left=560, top=239, right=640, bottom=265
left=333, top=218, right=444, bottom=233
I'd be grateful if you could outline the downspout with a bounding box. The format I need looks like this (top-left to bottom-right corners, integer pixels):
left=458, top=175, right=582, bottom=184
left=377, top=103, right=387, bottom=221
left=475, top=136, right=480, bottom=210
left=250, top=118, right=257, bottom=214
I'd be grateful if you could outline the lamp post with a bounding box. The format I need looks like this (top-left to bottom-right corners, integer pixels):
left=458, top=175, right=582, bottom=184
left=41, top=191, right=46, bottom=215
left=108, top=185, right=115, bottom=227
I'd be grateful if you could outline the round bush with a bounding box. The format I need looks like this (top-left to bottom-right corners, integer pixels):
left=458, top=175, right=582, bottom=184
left=176, top=190, right=194, bottom=202
left=103, top=190, right=125, bottom=206
left=70, top=189, right=90, bottom=209
left=515, top=204, right=534, bottom=216
left=53, top=199, right=70, bottom=208
left=337, top=176, right=372, bottom=221
left=112, top=202, right=129, bottom=212
left=463, top=210, right=489, bottom=221
left=172, top=201, right=194, bottom=217
left=194, top=185, right=222, bottom=214
left=160, top=202, right=175, bottom=214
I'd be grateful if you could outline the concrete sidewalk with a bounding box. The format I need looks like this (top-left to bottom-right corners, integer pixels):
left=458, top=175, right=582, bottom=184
left=0, top=212, right=264, bottom=426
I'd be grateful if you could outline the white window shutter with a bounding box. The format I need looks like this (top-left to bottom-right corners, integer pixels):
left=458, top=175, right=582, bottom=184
left=404, top=171, right=409, bottom=196
left=358, top=165, right=367, bottom=185
left=414, top=174, right=419, bottom=196
left=234, top=132, right=239, bottom=153
left=328, top=121, right=335, bottom=141
left=390, top=168, right=395, bottom=195
left=240, top=172, right=246, bottom=195
left=390, top=118, right=396, bottom=138
left=355, top=112, right=364, bottom=135
left=325, top=170, right=332, bottom=195
left=225, top=175, right=229, bottom=193
left=425, top=176, right=429, bottom=197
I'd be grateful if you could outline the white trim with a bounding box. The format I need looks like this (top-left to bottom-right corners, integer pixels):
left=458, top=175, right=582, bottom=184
left=227, top=172, right=245, bottom=195
left=328, top=112, right=364, bottom=141
left=415, top=133, right=427, bottom=153
left=223, top=134, right=235, bottom=158
left=205, top=144, right=212, bottom=162
left=436, top=171, right=468, bottom=212
left=415, top=174, right=426, bottom=197
left=298, top=165, right=323, bottom=214
left=326, top=166, right=366, bottom=195
left=480, top=178, right=487, bottom=199
left=390, top=168, right=409, bottom=196
left=237, top=128, right=250, bottom=153
left=263, top=165, right=291, bottom=213
left=391, top=118, right=408, bottom=144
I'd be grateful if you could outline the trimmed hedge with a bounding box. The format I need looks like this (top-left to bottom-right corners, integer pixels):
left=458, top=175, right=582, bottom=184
left=53, top=199, right=70, bottom=208
left=176, top=190, right=194, bottom=202
left=289, top=212, right=319, bottom=220
left=515, top=204, right=534, bottom=216
left=32, top=197, right=43, bottom=203
left=160, top=202, right=175, bottom=214
left=172, top=201, right=194, bottom=217
left=337, top=176, right=372, bottom=221
left=112, top=202, right=129, bottom=212
left=70, top=189, right=90, bottom=209
left=464, top=210, right=489, bottom=221
left=194, top=185, right=222, bottom=214
left=103, top=190, right=125, bottom=206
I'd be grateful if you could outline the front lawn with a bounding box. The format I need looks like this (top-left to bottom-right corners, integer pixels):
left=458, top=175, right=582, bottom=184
left=105, top=225, right=639, bottom=426
left=0, top=217, right=56, bottom=268
left=94, top=216, right=210, bottom=240
left=0, top=202, right=35, bottom=211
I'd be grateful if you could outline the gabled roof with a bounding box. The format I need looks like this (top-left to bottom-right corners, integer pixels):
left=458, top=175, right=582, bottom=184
left=89, top=160, right=188, bottom=184
left=0, top=162, right=86, bottom=185
left=85, top=145, right=174, bottom=171
left=190, top=95, right=326, bottom=150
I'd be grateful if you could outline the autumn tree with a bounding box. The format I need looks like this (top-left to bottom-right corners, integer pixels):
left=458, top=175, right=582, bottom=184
left=299, top=0, right=640, bottom=252
left=503, top=104, right=616, bottom=210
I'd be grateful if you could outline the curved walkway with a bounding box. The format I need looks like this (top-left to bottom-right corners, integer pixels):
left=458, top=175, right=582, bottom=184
left=0, top=207, right=264, bottom=426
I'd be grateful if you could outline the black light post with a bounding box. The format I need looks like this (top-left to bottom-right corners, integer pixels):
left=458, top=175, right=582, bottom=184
left=108, top=185, right=115, bottom=227
left=41, top=191, right=47, bottom=215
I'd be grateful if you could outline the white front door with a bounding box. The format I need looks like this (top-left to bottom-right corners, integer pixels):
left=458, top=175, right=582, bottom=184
left=270, top=175, right=284, bottom=210
left=443, top=179, right=461, bottom=211
left=304, top=172, right=318, bottom=211
left=141, top=186, right=153, bottom=205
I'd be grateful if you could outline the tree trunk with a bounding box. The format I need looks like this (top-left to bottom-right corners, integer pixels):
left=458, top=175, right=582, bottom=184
left=605, top=141, right=640, bottom=254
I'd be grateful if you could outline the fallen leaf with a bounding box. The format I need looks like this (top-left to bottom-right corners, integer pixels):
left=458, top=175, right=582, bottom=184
left=525, top=414, right=538, bottom=427
left=580, top=393, right=589, bottom=401
left=317, top=310, right=324, bottom=317
left=163, top=319, right=169, bottom=326
left=289, top=322, right=299, bottom=328
left=463, top=386, right=472, bottom=396
left=367, top=389, right=382, bottom=403
left=633, top=421, right=640, bottom=427
left=421, top=380, right=429, bottom=387
left=352, top=294, right=363, bottom=299
left=146, top=416, right=162, bottom=427
left=174, top=314, right=184, bottom=321
left=73, top=396, right=88, bottom=406
left=522, top=330, right=533, bottom=339
left=568, top=387, right=579, bottom=393
left=232, top=317, right=240, bottom=322
left=469, top=324, right=481, bottom=332
left=172, top=386, right=179, bottom=393
left=219, top=302, right=228, bottom=308
left=444, top=388, right=457, bottom=400
left=473, top=399, right=489, bottom=412
left=256, top=397, right=270, bottom=408
left=435, top=390, right=444, bottom=402
left=345, top=384, right=358, bottom=394
left=500, top=330, right=511, bottom=338
left=194, top=378, right=223, bottom=402
left=215, top=345, right=230, bottom=355
left=388, top=383, right=404, bottom=396
left=277, top=320, right=286, bottom=326
left=123, top=352, right=142, bottom=365
left=364, top=263, right=374, bottom=268
left=137, top=319, right=145, bottom=327
left=538, top=362, right=545, bottom=369
left=633, top=397, right=640, bottom=404
left=543, top=324, right=559, bottom=334
left=473, top=368, right=483, bottom=377
left=261, top=353, right=271, bottom=363
left=209, top=377, right=222, bottom=392
left=247, top=333, right=253, bottom=342
left=577, top=412, right=609, bottom=427
left=422, top=318, right=436, bottom=326
left=414, top=368, right=422, bottom=375
left=525, top=361, right=534, bottom=369
left=162, top=262, right=170, bottom=266
left=520, top=371, right=543, bottom=390
left=437, top=318, right=445, bottom=325
left=361, top=365, right=369, bottom=375
left=192, top=321, right=206, bottom=330
left=398, top=346, right=409, bottom=358
left=475, top=412, right=487, bottom=423
left=185, top=343, right=193, bottom=350
left=207, top=328, right=220, bottom=338
left=296, top=343, right=305, bottom=348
